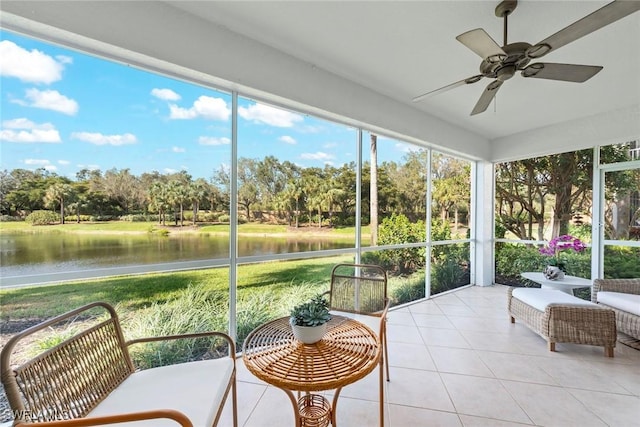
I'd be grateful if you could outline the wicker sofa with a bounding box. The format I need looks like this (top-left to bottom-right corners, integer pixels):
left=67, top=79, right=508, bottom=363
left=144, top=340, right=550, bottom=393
left=0, top=302, right=238, bottom=426
left=508, top=287, right=617, bottom=356
left=592, top=278, right=640, bottom=341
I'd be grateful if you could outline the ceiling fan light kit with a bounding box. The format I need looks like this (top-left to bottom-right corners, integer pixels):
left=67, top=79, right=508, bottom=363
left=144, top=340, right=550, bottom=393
left=412, top=0, right=640, bottom=116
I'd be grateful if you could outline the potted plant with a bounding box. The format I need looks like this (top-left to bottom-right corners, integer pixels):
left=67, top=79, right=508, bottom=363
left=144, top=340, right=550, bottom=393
left=539, top=234, right=587, bottom=280
left=289, top=294, right=331, bottom=344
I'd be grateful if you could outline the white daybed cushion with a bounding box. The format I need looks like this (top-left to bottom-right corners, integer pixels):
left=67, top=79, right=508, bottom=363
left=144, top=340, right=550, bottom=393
left=512, top=288, right=596, bottom=312
left=597, top=291, right=640, bottom=316
left=87, top=358, right=234, bottom=427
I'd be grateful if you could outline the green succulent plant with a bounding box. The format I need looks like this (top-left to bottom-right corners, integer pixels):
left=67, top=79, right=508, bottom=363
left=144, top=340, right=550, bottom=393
left=289, top=294, right=331, bottom=327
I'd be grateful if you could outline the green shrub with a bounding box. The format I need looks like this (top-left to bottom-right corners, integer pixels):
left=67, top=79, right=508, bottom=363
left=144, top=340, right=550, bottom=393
left=0, top=215, right=21, bottom=222
left=25, top=210, right=59, bottom=225
left=431, top=258, right=465, bottom=295
left=218, top=214, right=230, bottom=223
left=389, top=274, right=425, bottom=304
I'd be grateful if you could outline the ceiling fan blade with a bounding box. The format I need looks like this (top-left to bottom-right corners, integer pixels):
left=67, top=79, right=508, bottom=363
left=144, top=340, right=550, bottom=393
left=412, top=75, right=484, bottom=102
left=527, top=0, right=640, bottom=59
left=456, top=28, right=507, bottom=61
left=522, top=63, right=603, bottom=82
left=471, top=80, right=503, bottom=116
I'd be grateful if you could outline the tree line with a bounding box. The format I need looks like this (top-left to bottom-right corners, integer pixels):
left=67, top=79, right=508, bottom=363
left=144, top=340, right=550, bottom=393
left=0, top=151, right=471, bottom=230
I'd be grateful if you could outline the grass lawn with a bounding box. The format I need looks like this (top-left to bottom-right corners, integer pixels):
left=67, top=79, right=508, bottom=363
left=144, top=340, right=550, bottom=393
left=0, top=256, right=352, bottom=321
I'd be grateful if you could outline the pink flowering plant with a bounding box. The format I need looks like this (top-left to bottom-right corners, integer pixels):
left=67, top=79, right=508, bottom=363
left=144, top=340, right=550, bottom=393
left=539, top=234, right=587, bottom=271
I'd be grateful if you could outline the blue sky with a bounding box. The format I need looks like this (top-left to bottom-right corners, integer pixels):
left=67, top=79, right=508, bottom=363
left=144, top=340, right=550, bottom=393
left=1, top=30, right=411, bottom=180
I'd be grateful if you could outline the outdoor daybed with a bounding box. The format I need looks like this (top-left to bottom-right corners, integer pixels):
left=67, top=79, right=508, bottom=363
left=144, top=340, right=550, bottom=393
left=0, top=302, right=238, bottom=426
left=508, top=287, right=617, bottom=356
left=592, top=278, right=640, bottom=341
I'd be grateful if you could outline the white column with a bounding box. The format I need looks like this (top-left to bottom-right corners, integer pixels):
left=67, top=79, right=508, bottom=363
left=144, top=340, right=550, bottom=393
left=473, top=160, right=495, bottom=286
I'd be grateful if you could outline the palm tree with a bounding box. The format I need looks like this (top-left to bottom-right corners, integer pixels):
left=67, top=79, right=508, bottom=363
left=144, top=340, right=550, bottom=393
left=44, top=183, right=74, bottom=224
left=370, top=134, right=378, bottom=245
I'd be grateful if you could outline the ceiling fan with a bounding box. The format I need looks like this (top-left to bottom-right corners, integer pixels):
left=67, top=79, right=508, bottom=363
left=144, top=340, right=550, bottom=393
left=412, top=0, right=640, bottom=116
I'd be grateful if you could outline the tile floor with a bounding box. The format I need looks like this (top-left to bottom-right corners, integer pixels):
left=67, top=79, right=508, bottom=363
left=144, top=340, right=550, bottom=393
left=218, top=284, right=640, bottom=427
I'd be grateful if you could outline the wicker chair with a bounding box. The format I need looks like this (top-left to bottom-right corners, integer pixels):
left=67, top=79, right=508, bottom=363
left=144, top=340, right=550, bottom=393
left=592, top=278, right=640, bottom=341
left=0, top=302, right=238, bottom=426
left=326, top=263, right=390, bottom=381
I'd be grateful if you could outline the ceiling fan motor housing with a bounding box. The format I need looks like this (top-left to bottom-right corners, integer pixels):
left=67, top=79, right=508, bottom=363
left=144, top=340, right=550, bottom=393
left=479, top=42, right=531, bottom=80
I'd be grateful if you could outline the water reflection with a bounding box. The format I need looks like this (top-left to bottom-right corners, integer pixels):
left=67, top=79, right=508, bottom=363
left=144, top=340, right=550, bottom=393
left=0, top=233, right=353, bottom=278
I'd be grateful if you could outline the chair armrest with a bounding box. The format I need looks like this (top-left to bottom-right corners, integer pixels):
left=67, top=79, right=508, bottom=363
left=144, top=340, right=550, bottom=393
left=126, top=331, right=236, bottom=356
left=16, top=409, right=193, bottom=427
left=592, top=278, right=640, bottom=302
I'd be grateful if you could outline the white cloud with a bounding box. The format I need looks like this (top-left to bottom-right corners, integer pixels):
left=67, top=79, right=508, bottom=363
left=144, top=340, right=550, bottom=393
left=151, top=88, right=181, bottom=101
left=0, top=40, right=67, bottom=84
left=0, top=118, right=61, bottom=143
left=164, top=168, right=178, bottom=174
left=279, top=135, right=297, bottom=145
left=199, top=136, right=231, bottom=146
left=172, top=146, right=186, bottom=153
left=25, top=159, right=50, bottom=166
left=58, top=160, right=70, bottom=165
left=71, top=132, right=137, bottom=146
left=15, top=89, right=79, bottom=115
left=238, top=103, right=303, bottom=127
left=77, top=164, right=100, bottom=170
left=395, top=142, right=422, bottom=153
left=25, top=158, right=58, bottom=170
left=169, top=96, right=230, bottom=120
left=300, top=152, right=335, bottom=161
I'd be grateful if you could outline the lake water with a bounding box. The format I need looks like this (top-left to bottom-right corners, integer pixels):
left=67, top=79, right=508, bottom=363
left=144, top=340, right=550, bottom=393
left=0, top=232, right=354, bottom=287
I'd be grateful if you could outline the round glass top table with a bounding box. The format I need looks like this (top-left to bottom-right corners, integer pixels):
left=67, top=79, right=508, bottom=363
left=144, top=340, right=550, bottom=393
left=242, top=315, right=382, bottom=427
left=521, top=272, right=592, bottom=295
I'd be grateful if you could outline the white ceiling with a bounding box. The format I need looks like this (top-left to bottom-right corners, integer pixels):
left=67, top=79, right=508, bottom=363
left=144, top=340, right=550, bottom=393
left=1, top=1, right=639, bottom=161
left=167, top=1, right=640, bottom=141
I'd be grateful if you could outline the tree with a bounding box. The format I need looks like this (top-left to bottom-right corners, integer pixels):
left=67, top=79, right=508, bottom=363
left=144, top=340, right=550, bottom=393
left=370, top=134, right=379, bottom=245
left=44, top=182, right=74, bottom=224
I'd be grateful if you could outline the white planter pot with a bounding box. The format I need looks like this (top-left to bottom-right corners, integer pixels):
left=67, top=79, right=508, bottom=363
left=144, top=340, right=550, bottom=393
left=291, top=322, right=328, bottom=344
left=543, top=265, right=565, bottom=281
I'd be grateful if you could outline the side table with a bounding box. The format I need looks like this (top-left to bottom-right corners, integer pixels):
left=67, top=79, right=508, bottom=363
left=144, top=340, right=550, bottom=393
left=242, top=315, right=382, bottom=427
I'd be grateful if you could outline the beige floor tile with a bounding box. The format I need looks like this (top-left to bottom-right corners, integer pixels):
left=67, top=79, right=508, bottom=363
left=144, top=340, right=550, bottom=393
left=501, top=380, right=608, bottom=427
left=387, top=341, right=437, bottom=371
left=333, top=396, right=384, bottom=427
left=412, top=313, right=456, bottom=329
left=409, top=301, right=444, bottom=314
left=409, top=301, right=444, bottom=315
left=388, top=404, right=462, bottom=427
left=458, top=414, right=534, bottom=426
left=440, top=373, right=532, bottom=424
left=429, top=347, right=494, bottom=377
left=231, top=285, right=640, bottom=427
left=218, top=381, right=266, bottom=427
left=569, top=388, right=640, bottom=426
left=386, top=367, right=455, bottom=412
left=535, top=358, right=631, bottom=394
left=333, top=367, right=383, bottom=402
left=459, top=329, right=522, bottom=353
left=476, top=351, right=558, bottom=384
left=242, top=386, right=296, bottom=427
left=387, top=323, right=424, bottom=344
left=387, top=311, right=415, bottom=326
left=419, top=327, right=471, bottom=349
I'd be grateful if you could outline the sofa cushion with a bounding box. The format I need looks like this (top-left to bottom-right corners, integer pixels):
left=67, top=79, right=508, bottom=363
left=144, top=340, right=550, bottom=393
left=87, top=358, right=234, bottom=427
left=597, top=291, right=640, bottom=316
left=512, top=288, right=596, bottom=312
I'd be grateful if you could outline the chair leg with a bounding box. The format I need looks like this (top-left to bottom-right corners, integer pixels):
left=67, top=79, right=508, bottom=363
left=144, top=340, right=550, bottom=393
left=383, top=334, right=390, bottom=382
left=232, top=373, right=238, bottom=427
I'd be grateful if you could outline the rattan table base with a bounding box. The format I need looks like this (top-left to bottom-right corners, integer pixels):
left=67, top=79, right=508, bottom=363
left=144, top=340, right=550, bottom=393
left=243, top=315, right=381, bottom=427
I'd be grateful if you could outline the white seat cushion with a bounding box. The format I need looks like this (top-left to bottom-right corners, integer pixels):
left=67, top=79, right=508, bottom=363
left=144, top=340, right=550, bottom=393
left=512, top=288, right=596, bottom=312
left=87, top=358, right=234, bottom=426
left=330, top=310, right=382, bottom=334
left=597, top=291, right=640, bottom=316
